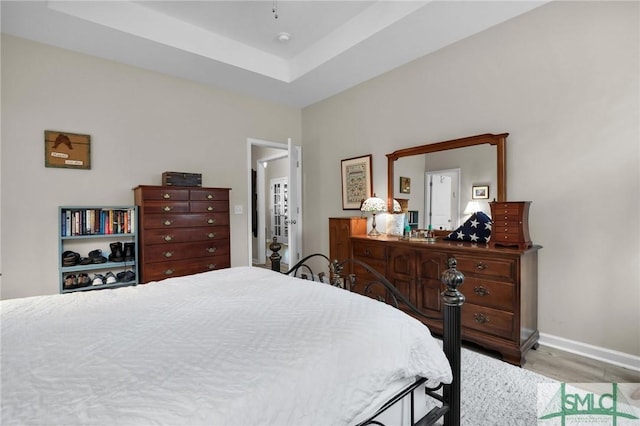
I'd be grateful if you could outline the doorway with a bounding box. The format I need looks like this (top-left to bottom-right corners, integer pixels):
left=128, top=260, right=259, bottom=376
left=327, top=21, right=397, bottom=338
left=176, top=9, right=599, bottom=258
left=424, top=168, right=461, bottom=231
left=247, top=138, right=301, bottom=270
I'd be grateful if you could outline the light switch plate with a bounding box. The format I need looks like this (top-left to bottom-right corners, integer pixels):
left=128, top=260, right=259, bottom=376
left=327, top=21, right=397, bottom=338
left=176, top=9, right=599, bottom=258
left=233, top=205, right=243, bottom=214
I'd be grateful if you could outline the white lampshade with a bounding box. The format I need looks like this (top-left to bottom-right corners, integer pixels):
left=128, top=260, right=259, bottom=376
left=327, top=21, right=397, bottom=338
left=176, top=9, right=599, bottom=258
left=464, top=201, right=482, bottom=215
left=392, top=199, right=402, bottom=213
left=360, top=195, right=387, bottom=213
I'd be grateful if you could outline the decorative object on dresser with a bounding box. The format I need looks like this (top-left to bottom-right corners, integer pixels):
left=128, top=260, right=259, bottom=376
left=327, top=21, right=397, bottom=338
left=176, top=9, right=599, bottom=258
left=350, top=234, right=541, bottom=366
left=489, top=201, right=532, bottom=249
left=341, top=154, right=372, bottom=210
left=360, top=194, right=387, bottom=236
left=59, top=206, right=138, bottom=292
left=133, top=185, right=231, bottom=283
left=161, top=171, right=202, bottom=187
left=328, top=217, right=367, bottom=275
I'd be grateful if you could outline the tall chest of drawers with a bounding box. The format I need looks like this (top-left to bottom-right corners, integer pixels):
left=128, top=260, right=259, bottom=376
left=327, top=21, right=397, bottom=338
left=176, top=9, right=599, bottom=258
left=134, top=185, right=231, bottom=283
left=490, top=201, right=532, bottom=249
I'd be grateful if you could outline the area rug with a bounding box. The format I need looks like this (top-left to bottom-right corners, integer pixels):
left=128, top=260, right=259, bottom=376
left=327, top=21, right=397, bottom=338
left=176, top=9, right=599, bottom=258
left=429, top=346, right=557, bottom=425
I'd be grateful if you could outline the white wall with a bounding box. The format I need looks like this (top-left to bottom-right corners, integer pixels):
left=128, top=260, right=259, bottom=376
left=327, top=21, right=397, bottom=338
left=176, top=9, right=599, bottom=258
left=1, top=35, right=301, bottom=299
left=301, top=2, right=639, bottom=356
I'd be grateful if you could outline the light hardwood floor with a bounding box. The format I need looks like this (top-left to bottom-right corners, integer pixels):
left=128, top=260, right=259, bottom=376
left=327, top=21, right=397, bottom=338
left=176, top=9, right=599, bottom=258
left=523, top=345, right=639, bottom=383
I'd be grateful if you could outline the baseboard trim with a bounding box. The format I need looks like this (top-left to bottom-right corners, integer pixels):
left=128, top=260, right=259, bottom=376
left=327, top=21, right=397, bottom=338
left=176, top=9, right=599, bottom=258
left=539, top=333, right=640, bottom=373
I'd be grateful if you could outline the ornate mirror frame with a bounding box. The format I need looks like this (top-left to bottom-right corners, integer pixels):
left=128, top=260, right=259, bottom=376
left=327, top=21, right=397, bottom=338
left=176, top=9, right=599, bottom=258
left=386, top=133, right=508, bottom=212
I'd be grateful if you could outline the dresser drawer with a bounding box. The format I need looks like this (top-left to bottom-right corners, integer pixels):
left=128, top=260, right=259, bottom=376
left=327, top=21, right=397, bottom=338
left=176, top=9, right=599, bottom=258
left=142, top=213, right=229, bottom=229
left=352, top=241, right=385, bottom=260
left=144, top=241, right=230, bottom=263
left=139, top=188, right=189, bottom=201
left=141, top=256, right=231, bottom=282
left=190, top=200, right=229, bottom=213
left=462, top=303, right=514, bottom=340
left=453, top=255, right=516, bottom=282
left=492, top=221, right=521, bottom=232
left=190, top=188, right=229, bottom=201
left=493, top=234, right=526, bottom=244
left=464, top=277, right=514, bottom=312
left=141, top=227, right=230, bottom=244
left=141, top=202, right=190, bottom=214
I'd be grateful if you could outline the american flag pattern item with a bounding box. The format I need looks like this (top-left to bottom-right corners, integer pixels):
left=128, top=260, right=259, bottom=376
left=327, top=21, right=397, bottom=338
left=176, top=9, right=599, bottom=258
left=444, top=211, right=492, bottom=243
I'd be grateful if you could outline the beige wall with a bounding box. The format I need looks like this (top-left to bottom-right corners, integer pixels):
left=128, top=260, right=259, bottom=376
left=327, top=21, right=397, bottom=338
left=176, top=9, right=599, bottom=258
left=302, top=2, right=640, bottom=356
left=1, top=35, right=301, bottom=299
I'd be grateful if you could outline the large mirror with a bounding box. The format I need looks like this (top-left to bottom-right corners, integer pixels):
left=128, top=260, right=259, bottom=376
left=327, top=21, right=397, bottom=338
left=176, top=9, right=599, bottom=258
left=387, top=133, right=507, bottom=232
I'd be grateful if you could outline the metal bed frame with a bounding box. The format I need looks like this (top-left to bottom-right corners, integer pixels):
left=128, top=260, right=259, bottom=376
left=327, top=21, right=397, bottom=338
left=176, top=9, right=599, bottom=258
left=282, top=254, right=465, bottom=426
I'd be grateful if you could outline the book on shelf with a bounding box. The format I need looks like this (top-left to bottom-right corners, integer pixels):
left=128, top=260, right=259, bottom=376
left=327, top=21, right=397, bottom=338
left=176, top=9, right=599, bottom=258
left=61, top=208, right=135, bottom=236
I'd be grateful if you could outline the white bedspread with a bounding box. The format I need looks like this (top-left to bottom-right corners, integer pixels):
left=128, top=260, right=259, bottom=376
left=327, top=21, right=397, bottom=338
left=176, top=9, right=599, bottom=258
left=1, top=266, right=451, bottom=425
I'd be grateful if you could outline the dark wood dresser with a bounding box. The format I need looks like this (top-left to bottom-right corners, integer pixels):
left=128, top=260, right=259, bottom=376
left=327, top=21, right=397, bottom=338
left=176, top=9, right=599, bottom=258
left=133, top=185, right=231, bottom=283
left=350, top=234, right=541, bottom=366
left=328, top=217, right=367, bottom=275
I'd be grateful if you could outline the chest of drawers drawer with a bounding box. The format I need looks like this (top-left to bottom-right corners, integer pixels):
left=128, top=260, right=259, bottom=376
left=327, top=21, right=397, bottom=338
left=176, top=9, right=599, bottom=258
left=462, top=303, right=515, bottom=340
left=352, top=241, right=386, bottom=260
left=142, top=256, right=231, bottom=282
left=141, top=227, right=230, bottom=244
left=143, top=240, right=230, bottom=263
left=463, top=277, right=515, bottom=311
left=142, top=213, right=229, bottom=229
left=453, top=255, right=516, bottom=282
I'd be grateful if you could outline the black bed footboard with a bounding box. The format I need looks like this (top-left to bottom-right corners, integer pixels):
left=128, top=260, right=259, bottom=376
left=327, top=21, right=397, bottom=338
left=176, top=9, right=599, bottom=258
left=283, top=254, right=464, bottom=426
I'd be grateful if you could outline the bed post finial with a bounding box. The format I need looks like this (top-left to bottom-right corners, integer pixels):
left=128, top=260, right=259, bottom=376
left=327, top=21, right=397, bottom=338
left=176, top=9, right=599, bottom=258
left=441, top=257, right=464, bottom=426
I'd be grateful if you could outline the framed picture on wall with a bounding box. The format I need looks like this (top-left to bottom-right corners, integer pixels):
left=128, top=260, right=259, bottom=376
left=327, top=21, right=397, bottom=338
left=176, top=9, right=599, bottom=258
left=341, top=154, right=372, bottom=210
left=399, top=176, right=411, bottom=194
left=44, top=130, right=91, bottom=170
left=472, top=185, right=489, bottom=199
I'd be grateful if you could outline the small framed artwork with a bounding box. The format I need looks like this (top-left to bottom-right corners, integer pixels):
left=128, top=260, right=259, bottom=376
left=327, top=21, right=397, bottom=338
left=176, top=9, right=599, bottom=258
left=399, top=176, right=411, bottom=194
left=472, top=185, right=489, bottom=199
left=341, top=154, right=372, bottom=210
left=44, top=130, right=91, bottom=170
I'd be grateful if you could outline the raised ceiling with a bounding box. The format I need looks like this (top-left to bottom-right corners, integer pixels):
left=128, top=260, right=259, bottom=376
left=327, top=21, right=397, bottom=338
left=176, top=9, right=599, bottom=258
left=1, top=1, right=547, bottom=107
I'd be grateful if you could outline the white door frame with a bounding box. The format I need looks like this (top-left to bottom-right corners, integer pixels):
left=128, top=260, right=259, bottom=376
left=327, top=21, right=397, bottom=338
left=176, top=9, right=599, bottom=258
left=424, top=168, right=461, bottom=231
left=247, top=138, right=301, bottom=267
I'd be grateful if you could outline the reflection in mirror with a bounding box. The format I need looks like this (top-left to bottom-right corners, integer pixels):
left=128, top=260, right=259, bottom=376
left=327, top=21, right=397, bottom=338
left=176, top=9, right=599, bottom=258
left=387, top=133, right=507, bottom=232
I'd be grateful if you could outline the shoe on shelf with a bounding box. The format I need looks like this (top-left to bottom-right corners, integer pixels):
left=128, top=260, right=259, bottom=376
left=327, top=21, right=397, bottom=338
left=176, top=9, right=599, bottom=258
left=63, top=274, right=77, bottom=289
left=123, top=242, right=135, bottom=262
left=88, top=249, right=107, bottom=264
left=116, top=270, right=136, bottom=283
left=92, top=274, right=105, bottom=286
left=108, top=242, right=124, bottom=262
left=79, top=257, right=92, bottom=265
left=77, top=273, right=91, bottom=288
left=62, top=251, right=80, bottom=267
left=104, top=271, right=117, bottom=284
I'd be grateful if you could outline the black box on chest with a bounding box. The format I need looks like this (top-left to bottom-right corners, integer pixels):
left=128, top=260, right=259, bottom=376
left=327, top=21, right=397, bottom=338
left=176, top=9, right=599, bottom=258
left=162, top=172, right=202, bottom=187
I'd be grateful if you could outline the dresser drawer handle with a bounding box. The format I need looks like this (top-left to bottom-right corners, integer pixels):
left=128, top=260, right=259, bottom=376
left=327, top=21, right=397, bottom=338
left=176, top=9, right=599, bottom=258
left=207, top=194, right=214, bottom=199
left=364, top=249, right=371, bottom=255
left=208, top=264, right=217, bottom=270
left=163, top=251, right=173, bottom=258
left=207, top=247, right=217, bottom=253
left=207, top=232, right=216, bottom=239
left=473, top=286, right=490, bottom=296
left=475, top=262, right=488, bottom=270
left=474, top=313, right=489, bottom=324
left=164, top=220, right=173, bottom=226
left=207, top=206, right=214, bottom=211
left=163, top=193, right=171, bottom=199
left=163, top=206, right=172, bottom=212
left=207, top=218, right=216, bottom=224
left=164, top=269, right=174, bottom=275
left=163, top=235, right=173, bottom=242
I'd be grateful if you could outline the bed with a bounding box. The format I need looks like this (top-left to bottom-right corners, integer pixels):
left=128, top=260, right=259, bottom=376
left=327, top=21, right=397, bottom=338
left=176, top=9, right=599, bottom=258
left=1, top=256, right=464, bottom=426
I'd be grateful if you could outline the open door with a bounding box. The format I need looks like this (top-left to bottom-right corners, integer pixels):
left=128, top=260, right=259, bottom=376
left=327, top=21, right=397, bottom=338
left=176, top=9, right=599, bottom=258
left=287, top=138, right=302, bottom=265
